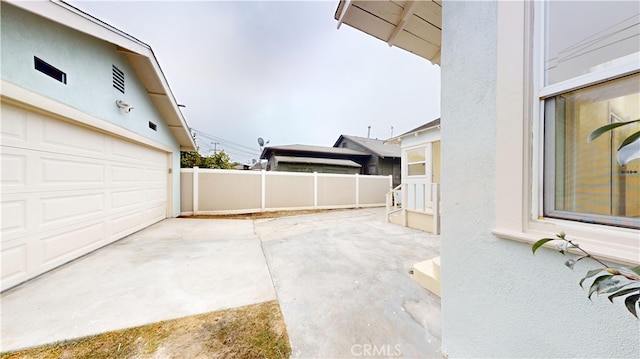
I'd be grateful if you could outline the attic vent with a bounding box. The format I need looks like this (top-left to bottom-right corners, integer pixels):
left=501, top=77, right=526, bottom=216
left=112, top=65, right=125, bottom=93
left=34, top=57, right=66, bottom=84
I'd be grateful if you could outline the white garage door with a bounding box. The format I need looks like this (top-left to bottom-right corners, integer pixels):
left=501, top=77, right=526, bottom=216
left=1, top=103, right=168, bottom=291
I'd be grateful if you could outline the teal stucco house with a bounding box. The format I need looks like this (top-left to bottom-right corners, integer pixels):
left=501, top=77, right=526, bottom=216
left=1, top=0, right=196, bottom=291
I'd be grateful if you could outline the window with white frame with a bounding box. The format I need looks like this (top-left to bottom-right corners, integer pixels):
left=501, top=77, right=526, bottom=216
left=540, top=1, right=640, bottom=229
left=407, top=147, right=426, bottom=176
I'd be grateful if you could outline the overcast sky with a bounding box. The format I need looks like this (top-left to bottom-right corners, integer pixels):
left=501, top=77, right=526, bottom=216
left=69, top=1, right=441, bottom=163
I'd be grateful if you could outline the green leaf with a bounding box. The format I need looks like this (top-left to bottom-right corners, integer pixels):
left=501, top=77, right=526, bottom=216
left=588, top=119, right=640, bottom=142
left=608, top=287, right=640, bottom=303
left=532, top=238, right=555, bottom=255
left=580, top=268, right=605, bottom=288
left=617, top=130, right=640, bottom=150
left=617, top=266, right=640, bottom=281
left=596, top=276, right=636, bottom=295
left=588, top=275, right=613, bottom=299
left=624, top=293, right=640, bottom=318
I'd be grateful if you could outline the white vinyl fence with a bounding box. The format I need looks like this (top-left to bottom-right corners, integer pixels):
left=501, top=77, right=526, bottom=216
left=181, top=168, right=393, bottom=215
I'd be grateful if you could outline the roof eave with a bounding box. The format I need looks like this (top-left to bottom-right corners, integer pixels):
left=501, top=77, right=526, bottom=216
left=386, top=124, right=441, bottom=144
left=335, top=0, right=442, bottom=66
left=332, top=135, right=346, bottom=148
left=260, top=145, right=370, bottom=159
left=117, top=47, right=196, bottom=151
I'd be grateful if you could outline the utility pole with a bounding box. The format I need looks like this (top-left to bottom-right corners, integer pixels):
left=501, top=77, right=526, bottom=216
left=211, top=142, right=219, bottom=154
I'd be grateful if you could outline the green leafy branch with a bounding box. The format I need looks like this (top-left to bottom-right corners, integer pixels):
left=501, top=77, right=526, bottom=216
left=588, top=118, right=640, bottom=150
left=588, top=118, right=640, bottom=166
left=532, top=232, right=640, bottom=318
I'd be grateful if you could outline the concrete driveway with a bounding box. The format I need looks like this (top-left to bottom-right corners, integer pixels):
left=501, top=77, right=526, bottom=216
left=1, top=207, right=441, bottom=358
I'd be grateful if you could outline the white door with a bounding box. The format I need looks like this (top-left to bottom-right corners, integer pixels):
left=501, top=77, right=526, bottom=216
left=1, top=103, right=168, bottom=291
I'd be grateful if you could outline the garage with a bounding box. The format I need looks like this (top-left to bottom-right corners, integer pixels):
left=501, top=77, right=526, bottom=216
left=1, top=1, right=196, bottom=291
left=1, top=102, right=169, bottom=290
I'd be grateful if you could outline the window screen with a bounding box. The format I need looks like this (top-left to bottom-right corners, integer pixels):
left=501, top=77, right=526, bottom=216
left=544, top=74, right=640, bottom=228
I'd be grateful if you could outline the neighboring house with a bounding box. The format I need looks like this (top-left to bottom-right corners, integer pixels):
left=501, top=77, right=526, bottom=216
left=1, top=1, right=196, bottom=291
left=249, top=160, right=265, bottom=171
left=336, top=1, right=639, bottom=358
left=385, top=118, right=442, bottom=297
left=333, top=134, right=401, bottom=186
left=259, top=144, right=368, bottom=174
left=385, top=118, right=440, bottom=233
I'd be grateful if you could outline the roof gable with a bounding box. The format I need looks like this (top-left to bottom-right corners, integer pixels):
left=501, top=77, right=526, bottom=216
left=7, top=0, right=196, bottom=151
left=334, top=135, right=401, bottom=158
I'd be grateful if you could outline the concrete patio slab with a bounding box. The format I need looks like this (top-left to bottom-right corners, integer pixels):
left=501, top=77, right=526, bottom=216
left=1, top=218, right=276, bottom=352
left=257, top=208, right=441, bottom=358
left=2, top=207, right=441, bottom=358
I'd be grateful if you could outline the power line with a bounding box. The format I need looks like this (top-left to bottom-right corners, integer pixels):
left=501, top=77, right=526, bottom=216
left=189, top=128, right=263, bottom=164
left=192, top=128, right=260, bottom=154
left=197, top=137, right=258, bottom=157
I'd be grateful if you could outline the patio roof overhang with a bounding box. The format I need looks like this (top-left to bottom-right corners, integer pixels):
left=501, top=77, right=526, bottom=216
left=334, top=0, right=442, bottom=66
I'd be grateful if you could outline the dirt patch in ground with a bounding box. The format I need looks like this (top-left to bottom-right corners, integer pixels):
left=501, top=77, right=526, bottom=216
left=179, top=208, right=349, bottom=220
left=1, top=301, right=290, bottom=359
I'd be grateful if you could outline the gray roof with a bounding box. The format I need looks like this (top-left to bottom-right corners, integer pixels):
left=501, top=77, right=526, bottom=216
left=260, top=144, right=368, bottom=159
left=333, top=135, right=401, bottom=158
left=274, top=156, right=362, bottom=168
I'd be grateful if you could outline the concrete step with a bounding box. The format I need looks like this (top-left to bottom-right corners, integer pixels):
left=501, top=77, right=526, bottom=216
left=387, top=209, right=404, bottom=226
left=413, top=256, right=441, bottom=297
left=433, top=256, right=440, bottom=279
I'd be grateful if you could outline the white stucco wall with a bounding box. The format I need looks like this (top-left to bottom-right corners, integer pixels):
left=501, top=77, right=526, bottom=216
left=1, top=3, right=182, bottom=216
left=440, top=1, right=639, bottom=358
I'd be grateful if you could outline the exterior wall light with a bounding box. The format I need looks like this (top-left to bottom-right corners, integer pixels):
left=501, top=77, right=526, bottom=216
left=116, top=100, right=134, bottom=113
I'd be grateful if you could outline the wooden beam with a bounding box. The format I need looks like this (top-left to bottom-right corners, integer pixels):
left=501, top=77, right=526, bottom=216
left=431, top=48, right=441, bottom=66
left=336, top=0, right=352, bottom=29
left=116, top=46, right=144, bottom=57
left=388, top=1, right=418, bottom=46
